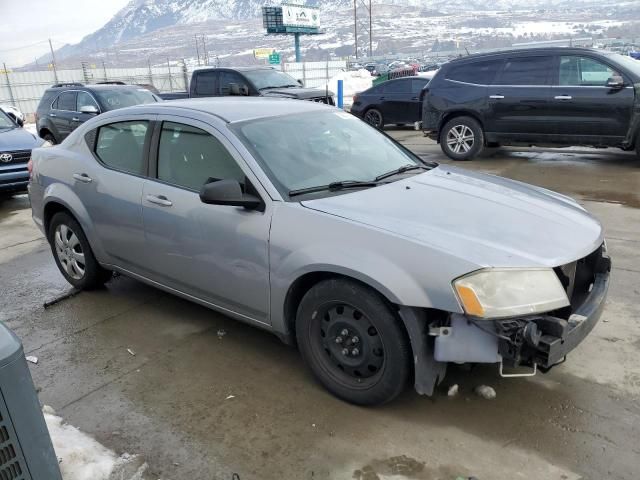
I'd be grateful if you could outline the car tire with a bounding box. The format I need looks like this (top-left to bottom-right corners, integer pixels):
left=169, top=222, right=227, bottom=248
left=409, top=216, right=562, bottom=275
left=48, top=212, right=111, bottom=290
left=440, top=116, right=484, bottom=161
left=363, top=108, right=384, bottom=129
left=42, top=132, right=57, bottom=145
left=295, top=278, right=411, bottom=406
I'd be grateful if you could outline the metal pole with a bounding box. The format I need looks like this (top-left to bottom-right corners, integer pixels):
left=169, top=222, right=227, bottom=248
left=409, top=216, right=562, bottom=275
left=337, top=79, right=343, bottom=109
left=294, top=33, right=301, bottom=63
left=48, top=38, right=59, bottom=83
left=166, top=58, right=173, bottom=91
left=354, top=0, right=358, bottom=59
left=369, top=0, right=373, bottom=57
left=148, top=58, right=154, bottom=86
left=195, top=35, right=201, bottom=66
left=181, top=59, right=189, bottom=91
left=202, top=35, right=209, bottom=66
left=102, top=61, right=108, bottom=81
left=2, top=63, right=16, bottom=107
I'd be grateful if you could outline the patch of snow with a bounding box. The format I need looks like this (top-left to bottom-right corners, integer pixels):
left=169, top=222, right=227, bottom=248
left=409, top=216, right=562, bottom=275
left=44, top=407, right=147, bottom=480
left=474, top=385, right=497, bottom=400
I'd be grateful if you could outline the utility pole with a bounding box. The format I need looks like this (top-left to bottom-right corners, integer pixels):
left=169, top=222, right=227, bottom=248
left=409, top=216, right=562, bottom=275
left=167, top=58, right=173, bottom=91
left=48, top=38, right=59, bottom=83
left=201, top=35, right=209, bottom=66
left=354, top=0, right=358, bottom=59
left=195, top=35, right=201, bottom=66
left=369, top=0, right=373, bottom=58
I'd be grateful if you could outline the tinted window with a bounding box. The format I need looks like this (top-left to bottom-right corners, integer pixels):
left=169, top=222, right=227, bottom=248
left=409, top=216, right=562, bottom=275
left=446, top=59, right=504, bottom=85
left=219, top=72, right=248, bottom=95
left=496, top=56, right=553, bottom=85
left=411, top=78, right=429, bottom=93
left=95, top=121, right=148, bottom=175
left=559, top=56, right=620, bottom=86
left=77, top=91, right=99, bottom=111
left=157, top=122, right=245, bottom=191
left=384, top=80, right=411, bottom=93
left=57, top=91, right=77, bottom=111
left=365, top=85, right=384, bottom=95
left=195, top=72, right=217, bottom=96
left=94, top=89, right=157, bottom=110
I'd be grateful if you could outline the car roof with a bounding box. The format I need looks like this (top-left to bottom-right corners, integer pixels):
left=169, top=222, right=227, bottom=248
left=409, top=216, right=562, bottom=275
left=127, top=97, right=330, bottom=123
left=448, top=47, right=612, bottom=64
left=192, top=66, right=279, bottom=73
left=45, top=85, right=149, bottom=93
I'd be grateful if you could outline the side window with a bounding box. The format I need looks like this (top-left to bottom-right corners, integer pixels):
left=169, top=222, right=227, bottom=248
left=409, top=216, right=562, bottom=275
left=367, top=85, right=383, bottom=95
left=495, top=56, right=553, bottom=86
left=51, top=95, right=59, bottom=109
left=95, top=121, right=148, bottom=175
left=559, top=56, right=620, bottom=86
left=77, top=91, right=99, bottom=112
left=411, top=79, right=429, bottom=93
left=385, top=80, right=411, bottom=93
left=218, top=72, right=248, bottom=95
left=57, top=91, right=77, bottom=111
left=195, top=72, right=217, bottom=96
left=157, top=122, right=245, bottom=191
left=446, top=59, right=504, bottom=85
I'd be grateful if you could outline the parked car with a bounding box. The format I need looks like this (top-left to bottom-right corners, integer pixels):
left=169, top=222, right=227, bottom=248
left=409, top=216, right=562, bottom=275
left=30, top=98, right=610, bottom=406
left=0, top=104, right=25, bottom=126
left=35, top=83, right=160, bottom=144
left=158, top=67, right=334, bottom=104
left=351, top=76, right=430, bottom=128
left=0, top=109, right=46, bottom=195
left=422, top=47, right=640, bottom=160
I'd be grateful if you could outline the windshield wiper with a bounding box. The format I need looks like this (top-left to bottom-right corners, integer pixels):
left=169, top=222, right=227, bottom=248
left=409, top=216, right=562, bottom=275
left=289, top=180, right=379, bottom=197
left=374, top=164, right=429, bottom=182
left=260, top=84, right=298, bottom=90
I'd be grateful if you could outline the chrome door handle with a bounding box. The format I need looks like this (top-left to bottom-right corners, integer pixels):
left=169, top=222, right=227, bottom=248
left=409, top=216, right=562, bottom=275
left=146, top=194, right=173, bottom=207
left=49, top=113, right=57, bottom=117
left=554, top=95, right=572, bottom=100
left=489, top=95, right=504, bottom=99
left=72, top=117, right=80, bottom=122
left=73, top=173, right=92, bottom=183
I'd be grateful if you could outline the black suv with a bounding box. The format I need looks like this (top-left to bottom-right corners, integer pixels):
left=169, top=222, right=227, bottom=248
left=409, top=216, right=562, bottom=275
left=36, top=83, right=160, bottom=144
left=422, top=47, right=640, bottom=160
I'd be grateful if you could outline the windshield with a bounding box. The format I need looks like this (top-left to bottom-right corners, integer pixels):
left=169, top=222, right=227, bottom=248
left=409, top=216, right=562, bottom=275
left=231, top=110, right=426, bottom=197
left=0, top=110, right=16, bottom=129
left=243, top=69, right=300, bottom=90
left=95, top=88, right=158, bottom=111
left=609, top=53, right=640, bottom=78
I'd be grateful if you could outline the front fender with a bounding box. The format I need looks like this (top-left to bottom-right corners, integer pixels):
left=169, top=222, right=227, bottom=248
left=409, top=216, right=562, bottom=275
left=43, top=183, right=108, bottom=263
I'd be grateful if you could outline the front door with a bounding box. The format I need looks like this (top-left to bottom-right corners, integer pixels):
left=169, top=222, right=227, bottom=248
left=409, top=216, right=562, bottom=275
left=486, top=55, right=554, bottom=141
left=141, top=117, right=272, bottom=324
left=547, top=55, right=634, bottom=143
left=381, top=78, right=413, bottom=124
left=71, top=91, right=101, bottom=133
left=50, top=91, right=77, bottom=140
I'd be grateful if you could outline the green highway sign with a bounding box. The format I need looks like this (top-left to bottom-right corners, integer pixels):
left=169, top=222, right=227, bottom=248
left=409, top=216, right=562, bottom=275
left=268, top=52, right=281, bottom=65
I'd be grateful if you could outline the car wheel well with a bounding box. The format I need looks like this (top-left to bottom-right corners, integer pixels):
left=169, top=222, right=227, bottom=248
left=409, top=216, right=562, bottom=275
left=284, top=272, right=398, bottom=342
left=39, top=128, right=53, bottom=139
left=44, top=202, right=74, bottom=235
left=438, top=112, right=484, bottom=143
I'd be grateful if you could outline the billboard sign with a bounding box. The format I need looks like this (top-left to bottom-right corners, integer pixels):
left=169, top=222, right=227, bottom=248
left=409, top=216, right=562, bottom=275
left=254, top=48, right=275, bottom=59
left=282, top=4, right=320, bottom=28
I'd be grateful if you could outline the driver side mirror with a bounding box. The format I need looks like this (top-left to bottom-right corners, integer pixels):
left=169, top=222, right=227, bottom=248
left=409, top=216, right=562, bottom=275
left=200, top=179, right=263, bottom=211
left=80, top=105, right=99, bottom=115
left=297, top=79, right=304, bottom=87
left=606, top=75, right=625, bottom=89
left=229, top=83, right=250, bottom=96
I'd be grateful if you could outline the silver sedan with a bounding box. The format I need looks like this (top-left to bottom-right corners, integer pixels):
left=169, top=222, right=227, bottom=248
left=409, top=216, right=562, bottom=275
left=29, top=98, right=611, bottom=405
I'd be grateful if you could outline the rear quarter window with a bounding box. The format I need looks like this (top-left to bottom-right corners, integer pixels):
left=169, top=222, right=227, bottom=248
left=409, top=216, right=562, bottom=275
left=445, top=59, right=505, bottom=85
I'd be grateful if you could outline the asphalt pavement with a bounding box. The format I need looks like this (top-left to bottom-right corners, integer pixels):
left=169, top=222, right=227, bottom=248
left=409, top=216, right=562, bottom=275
left=1, top=133, right=638, bottom=480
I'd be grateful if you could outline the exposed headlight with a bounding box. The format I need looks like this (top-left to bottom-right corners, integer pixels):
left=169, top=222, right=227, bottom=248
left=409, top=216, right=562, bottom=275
left=453, top=268, right=569, bottom=319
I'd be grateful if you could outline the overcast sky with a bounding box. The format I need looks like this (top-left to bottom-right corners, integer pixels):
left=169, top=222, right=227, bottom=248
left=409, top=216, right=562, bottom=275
left=0, top=0, right=130, bottom=67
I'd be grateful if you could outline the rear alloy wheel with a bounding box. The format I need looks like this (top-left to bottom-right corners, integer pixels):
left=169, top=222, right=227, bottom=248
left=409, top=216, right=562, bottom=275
left=42, top=132, right=57, bottom=145
left=48, top=212, right=111, bottom=290
left=296, top=278, right=411, bottom=406
left=441, top=116, right=484, bottom=161
left=364, top=108, right=384, bottom=129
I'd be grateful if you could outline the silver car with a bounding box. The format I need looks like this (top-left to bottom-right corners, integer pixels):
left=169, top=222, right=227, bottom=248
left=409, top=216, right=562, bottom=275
left=29, top=98, right=611, bottom=405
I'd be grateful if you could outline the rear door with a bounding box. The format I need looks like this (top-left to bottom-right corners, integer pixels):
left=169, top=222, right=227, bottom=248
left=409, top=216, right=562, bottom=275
left=486, top=55, right=554, bottom=140
left=192, top=71, right=218, bottom=98
left=50, top=91, right=77, bottom=140
left=547, top=55, right=634, bottom=143
left=381, top=78, right=413, bottom=124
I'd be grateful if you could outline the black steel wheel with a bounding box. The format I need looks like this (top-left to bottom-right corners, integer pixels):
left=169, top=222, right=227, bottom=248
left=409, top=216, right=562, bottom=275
left=296, top=278, right=411, bottom=405
left=364, top=108, right=384, bottom=129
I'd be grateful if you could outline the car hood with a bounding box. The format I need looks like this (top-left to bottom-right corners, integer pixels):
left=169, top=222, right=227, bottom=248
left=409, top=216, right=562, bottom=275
left=261, top=87, right=332, bottom=99
left=0, top=127, right=42, bottom=151
left=301, top=166, right=604, bottom=268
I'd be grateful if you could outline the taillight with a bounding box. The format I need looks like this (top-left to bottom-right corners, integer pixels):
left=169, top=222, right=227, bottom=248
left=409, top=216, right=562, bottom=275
left=353, top=94, right=359, bottom=104
left=34, top=112, right=39, bottom=124
left=27, top=159, right=33, bottom=180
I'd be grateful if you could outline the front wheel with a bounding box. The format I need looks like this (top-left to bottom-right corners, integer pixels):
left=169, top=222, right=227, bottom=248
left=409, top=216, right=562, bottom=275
left=42, top=132, right=57, bottom=145
left=363, top=108, right=384, bottom=129
left=440, top=116, right=484, bottom=161
left=48, top=212, right=111, bottom=290
left=295, top=278, right=411, bottom=406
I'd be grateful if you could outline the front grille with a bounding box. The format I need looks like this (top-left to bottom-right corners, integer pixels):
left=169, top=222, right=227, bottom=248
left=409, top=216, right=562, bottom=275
left=555, top=244, right=606, bottom=311
left=0, top=150, right=31, bottom=165
left=0, top=402, right=27, bottom=480
left=308, top=96, right=335, bottom=106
